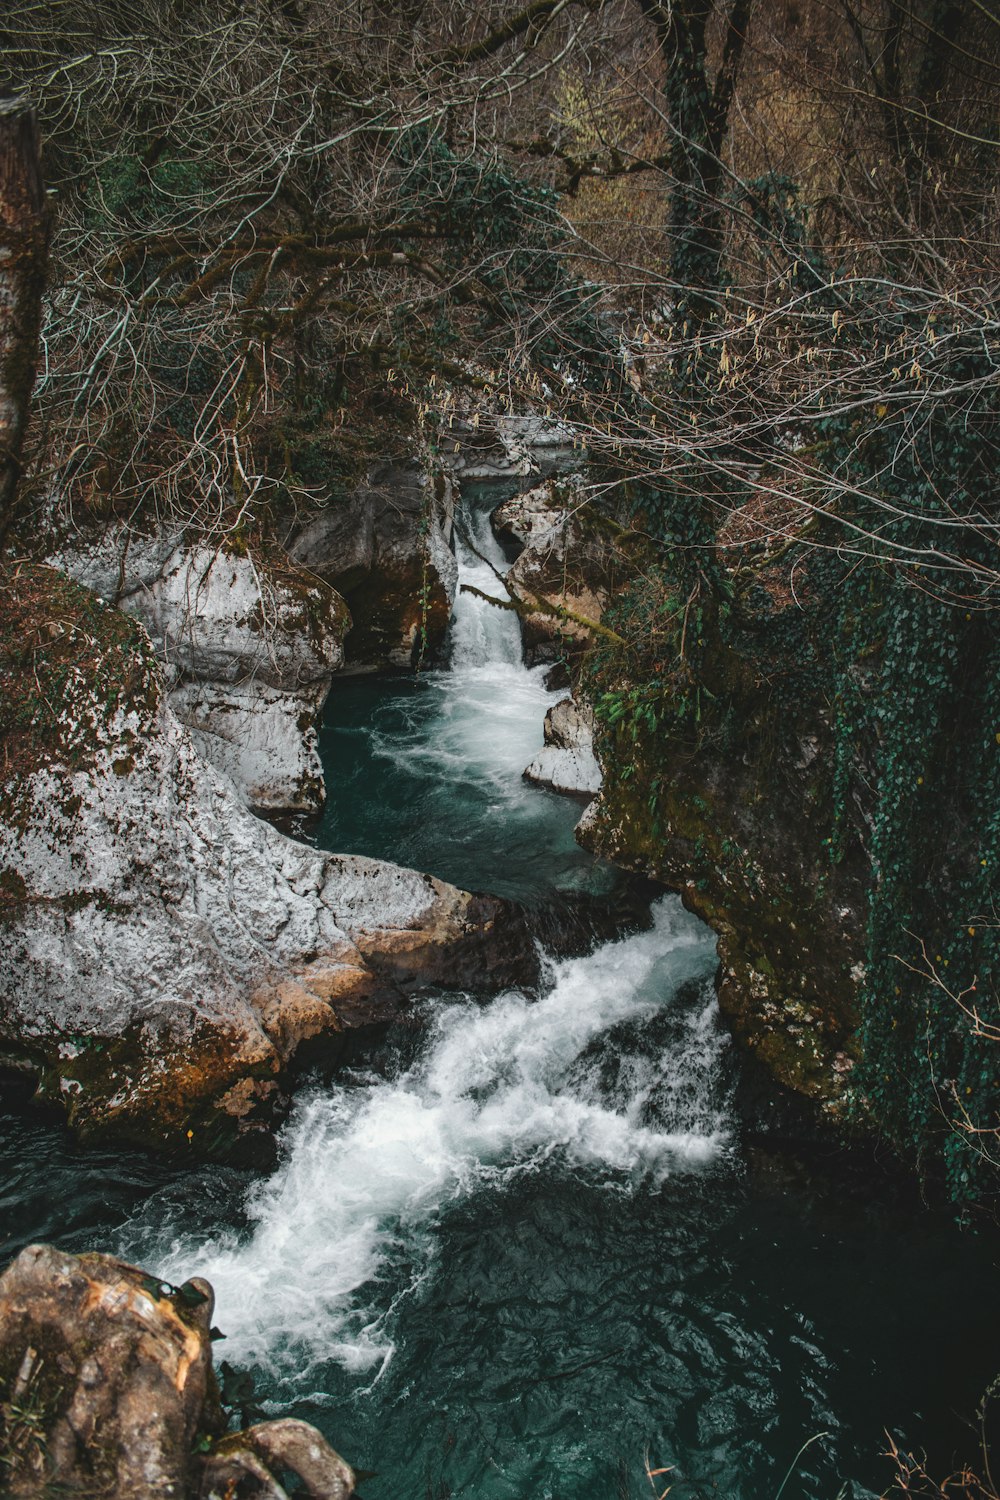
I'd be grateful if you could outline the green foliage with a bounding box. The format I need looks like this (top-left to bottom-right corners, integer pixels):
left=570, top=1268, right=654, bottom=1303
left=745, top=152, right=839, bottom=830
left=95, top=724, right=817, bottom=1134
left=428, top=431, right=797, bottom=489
left=88, top=152, right=208, bottom=227
left=394, top=127, right=618, bottom=390
left=586, top=199, right=1000, bottom=1201
left=809, top=322, right=1000, bottom=1202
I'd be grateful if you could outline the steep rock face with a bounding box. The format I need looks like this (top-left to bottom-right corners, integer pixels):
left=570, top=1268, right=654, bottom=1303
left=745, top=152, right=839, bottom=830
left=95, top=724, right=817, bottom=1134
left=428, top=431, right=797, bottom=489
left=50, top=532, right=349, bottom=813
left=289, top=460, right=457, bottom=670
left=0, top=568, right=536, bottom=1162
left=0, top=1244, right=356, bottom=1499
left=578, top=635, right=867, bottom=1108
left=492, top=479, right=614, bottom=664
left=524, top=696, right=602, bottom=798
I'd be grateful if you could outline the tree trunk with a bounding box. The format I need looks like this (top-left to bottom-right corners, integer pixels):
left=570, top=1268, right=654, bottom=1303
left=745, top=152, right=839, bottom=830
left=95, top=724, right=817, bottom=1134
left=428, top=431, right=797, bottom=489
left=635, top=0, right=751, bottom=327
left=0, top=96, right=49, bottom=541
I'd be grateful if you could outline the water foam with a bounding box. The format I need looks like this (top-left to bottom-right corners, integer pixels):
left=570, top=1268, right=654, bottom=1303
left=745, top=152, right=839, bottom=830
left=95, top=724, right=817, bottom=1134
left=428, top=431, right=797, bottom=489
left=130, top=899, right=727, bottom=1379
left=449, top=493, right=524, bottom=671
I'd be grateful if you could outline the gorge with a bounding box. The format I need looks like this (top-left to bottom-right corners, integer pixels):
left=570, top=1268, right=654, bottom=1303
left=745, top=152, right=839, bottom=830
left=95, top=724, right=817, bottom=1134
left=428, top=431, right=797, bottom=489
left=3, top=481, right=1000, bottom=1498
left=2, top=2, right=1000, bottom=1493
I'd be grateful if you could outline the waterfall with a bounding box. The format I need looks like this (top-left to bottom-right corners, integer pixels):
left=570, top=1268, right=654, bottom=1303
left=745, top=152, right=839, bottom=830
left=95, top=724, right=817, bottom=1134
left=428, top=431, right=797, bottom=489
left=118, top=480, right=731, bottom=1417
left=448, top=488, right=525, bottom=671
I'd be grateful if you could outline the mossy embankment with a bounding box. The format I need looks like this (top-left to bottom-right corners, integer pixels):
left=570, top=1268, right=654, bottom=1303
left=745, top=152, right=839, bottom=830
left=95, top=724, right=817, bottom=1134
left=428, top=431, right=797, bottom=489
left=574, top=509, right=1000, bottom=1203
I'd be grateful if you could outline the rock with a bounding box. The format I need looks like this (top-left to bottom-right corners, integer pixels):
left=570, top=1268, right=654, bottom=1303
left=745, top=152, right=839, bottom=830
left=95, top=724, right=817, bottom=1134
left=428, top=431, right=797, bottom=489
left=199, top=1420, right=355, bottom=1500
left=289, top=460, right=457, bottom=670
left=50, top=532, right=349, bottom=813
left=492, top=479, right=614, bottom=665
left=437, top=412, right=577, bottom=481
left=0, top=567, right=538, bottom=1161
left=0, top=1244, right=219, bottom=1498
left=169, top=678, right=328, bottom=813
left=0, top=1244, right=356, bottom=1500
left=524, top=696, right=602, bottom=798
left=577, top=605, right=867, bottom=1109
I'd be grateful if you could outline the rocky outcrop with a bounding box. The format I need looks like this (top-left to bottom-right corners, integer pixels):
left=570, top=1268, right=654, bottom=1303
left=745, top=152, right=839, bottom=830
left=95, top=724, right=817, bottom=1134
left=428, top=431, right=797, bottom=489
left=524, top=696, right=602, bottom=798
left=289, top=460, right=457, bottom=670
left=492, top=479, right=615, bottom=665
left=437, top=413, right=577, bottom=482
left=50, top=532, right=349, bottom=814
left=0, top=567, right=537, bottom=1163
left=578, top=632, right=866, bottom=1109
left=0, top=1244, right=356, bottom=1498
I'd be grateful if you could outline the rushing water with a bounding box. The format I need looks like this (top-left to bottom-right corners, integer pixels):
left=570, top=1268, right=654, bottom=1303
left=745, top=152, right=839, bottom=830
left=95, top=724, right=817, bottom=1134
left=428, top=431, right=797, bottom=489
left=2, top=483, right=1000, bottom=1498
left=310, top=484, right=617, bottom=904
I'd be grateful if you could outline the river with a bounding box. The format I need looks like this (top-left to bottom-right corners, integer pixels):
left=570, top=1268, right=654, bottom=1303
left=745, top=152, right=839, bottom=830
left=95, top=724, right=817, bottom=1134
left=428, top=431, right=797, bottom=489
left=1, top=484, right=998, bottom=1498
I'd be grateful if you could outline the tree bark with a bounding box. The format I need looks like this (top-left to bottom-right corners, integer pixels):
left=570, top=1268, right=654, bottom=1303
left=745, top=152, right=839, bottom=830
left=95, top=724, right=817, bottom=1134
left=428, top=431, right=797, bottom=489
left=0, top=96, right=49, bottom=541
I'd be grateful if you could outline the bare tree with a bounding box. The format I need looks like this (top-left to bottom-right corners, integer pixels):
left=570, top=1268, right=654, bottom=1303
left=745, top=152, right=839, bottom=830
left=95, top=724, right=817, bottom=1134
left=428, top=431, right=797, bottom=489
left=0, top=95, right=49, bottom=539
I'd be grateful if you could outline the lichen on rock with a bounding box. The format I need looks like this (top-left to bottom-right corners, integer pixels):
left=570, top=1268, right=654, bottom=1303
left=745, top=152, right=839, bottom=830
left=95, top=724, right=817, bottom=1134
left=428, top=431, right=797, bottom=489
left=0, top=565, right=537, bottom=1161
left=49, top=531, right=351, bottom=813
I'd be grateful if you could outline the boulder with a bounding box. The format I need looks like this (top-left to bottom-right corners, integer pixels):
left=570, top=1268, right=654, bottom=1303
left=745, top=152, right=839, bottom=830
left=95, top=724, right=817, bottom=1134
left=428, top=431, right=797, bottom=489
left=524, top=696, right=602, bottom=798
left=0, top=1244, right=356, bottom=1499
left=0, top=567, right=537, bottom=1162
left=50, top=533, right=349, bottom=814
left=0, top=1244, right=219, bottom=1499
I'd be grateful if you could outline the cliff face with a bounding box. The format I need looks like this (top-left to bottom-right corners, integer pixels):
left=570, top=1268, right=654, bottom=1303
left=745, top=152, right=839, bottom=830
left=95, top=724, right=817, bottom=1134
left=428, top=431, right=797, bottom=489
left=0, top=566, right=536, bottom=1163
left=50, top=532, right=350, bottom=815
left=289, top=460, right=457, bottom=671
left=579, top=694, right=866, bottom=1108
left=541, top=520, right=874, bottom=1110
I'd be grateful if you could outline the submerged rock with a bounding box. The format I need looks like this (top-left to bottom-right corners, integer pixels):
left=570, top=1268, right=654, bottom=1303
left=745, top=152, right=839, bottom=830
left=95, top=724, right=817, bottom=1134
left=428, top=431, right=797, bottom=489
left=50, top=532, right=349, bottom=814
left=524, top=696, right=602, bottom=798
left=0, top=1244, right=355, bottom=1499
left=0, top=567, right=537, bottom=1162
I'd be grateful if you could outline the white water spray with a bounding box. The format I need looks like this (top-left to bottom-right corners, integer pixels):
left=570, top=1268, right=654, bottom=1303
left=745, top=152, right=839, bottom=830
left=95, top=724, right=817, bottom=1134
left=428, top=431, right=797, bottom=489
left=449, top=490, right=524, bottom=670
left=362, top=487, right=561, bottom=831
left=136, top=899, right=726, bottom=1377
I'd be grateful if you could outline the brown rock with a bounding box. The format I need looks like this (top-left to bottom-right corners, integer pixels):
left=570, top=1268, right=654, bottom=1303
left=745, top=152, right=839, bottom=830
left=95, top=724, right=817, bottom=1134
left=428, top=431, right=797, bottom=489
left=0, top=1245, right=218, bottom=1498
left=0, top=1246, right=359, bottom=1500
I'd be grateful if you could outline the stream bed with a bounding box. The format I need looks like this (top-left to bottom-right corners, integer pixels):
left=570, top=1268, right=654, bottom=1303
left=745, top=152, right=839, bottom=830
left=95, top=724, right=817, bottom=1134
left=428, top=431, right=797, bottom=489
left=1, top=486, right=999, bottom=1498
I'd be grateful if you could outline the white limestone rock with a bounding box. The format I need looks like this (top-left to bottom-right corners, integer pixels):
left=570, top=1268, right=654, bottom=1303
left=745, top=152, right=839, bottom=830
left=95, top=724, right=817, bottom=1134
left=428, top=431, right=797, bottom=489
left=492, top=479, right=609, bottom=665
left=50, top=530, right=349, bottom=811
left=524, top=696, right=602, bottom=798
left=170, top=679, right=327, bottom=813
left=0, top=581, right=534, bottom=1161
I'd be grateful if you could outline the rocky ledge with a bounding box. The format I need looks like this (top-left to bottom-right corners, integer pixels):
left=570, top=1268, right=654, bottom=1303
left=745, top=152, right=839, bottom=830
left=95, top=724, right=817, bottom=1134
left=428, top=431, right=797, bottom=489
left=0, top=1243, right=357, bottom=1499
left=0, top=566, right=537, bottom=1164
left=51, top=530, right=350, bottom=815
left=491, top=478, right=617, bottom=665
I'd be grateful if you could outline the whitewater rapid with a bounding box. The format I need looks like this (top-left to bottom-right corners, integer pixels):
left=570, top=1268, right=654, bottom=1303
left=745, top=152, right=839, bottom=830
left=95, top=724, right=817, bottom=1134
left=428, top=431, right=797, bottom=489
left=129, top=899, right=726, bottom=1378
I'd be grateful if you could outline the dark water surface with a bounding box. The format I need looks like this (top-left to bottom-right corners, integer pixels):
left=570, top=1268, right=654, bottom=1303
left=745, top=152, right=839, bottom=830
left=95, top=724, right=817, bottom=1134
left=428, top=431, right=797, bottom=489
left=2, top=486, right=999, bottom=1499
left=2, top=1064, right=998, bottom=1500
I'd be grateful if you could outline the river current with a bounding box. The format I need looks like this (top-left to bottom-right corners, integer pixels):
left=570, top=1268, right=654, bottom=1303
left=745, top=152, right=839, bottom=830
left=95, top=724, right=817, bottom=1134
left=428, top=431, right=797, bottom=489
left=1, top=486, right=999, bottom=1498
